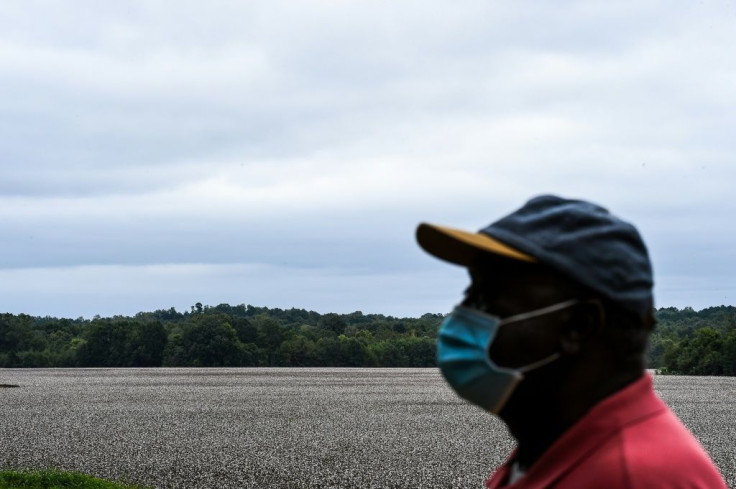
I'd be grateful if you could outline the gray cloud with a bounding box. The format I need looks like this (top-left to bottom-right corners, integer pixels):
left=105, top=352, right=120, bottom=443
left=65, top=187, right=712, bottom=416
left=1, top=0, right=735, bottom=316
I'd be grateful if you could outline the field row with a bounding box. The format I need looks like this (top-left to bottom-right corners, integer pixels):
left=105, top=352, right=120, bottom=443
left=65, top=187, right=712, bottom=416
left=1, top=368, right=734, bottom=488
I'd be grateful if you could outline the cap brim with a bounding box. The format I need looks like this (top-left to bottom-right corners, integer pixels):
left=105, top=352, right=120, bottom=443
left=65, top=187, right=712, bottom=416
left=416, top=223, right=536, bottom=266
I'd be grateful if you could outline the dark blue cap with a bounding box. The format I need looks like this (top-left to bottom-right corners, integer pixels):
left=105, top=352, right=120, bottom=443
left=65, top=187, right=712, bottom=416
left=417, top=195, right=654, bottom=320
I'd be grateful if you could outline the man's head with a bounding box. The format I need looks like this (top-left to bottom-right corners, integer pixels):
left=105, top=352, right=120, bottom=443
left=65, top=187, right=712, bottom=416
left=417, top=195, right=655, bottom=322
left=416, top=195, right=655, bottom=427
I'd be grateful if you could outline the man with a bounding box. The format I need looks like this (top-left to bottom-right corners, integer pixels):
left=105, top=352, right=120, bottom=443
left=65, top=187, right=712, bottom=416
left=416, top=195, right=726, bottom=489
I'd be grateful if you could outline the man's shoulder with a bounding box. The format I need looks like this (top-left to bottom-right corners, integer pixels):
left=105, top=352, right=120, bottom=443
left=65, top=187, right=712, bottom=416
left=567, top=407, right=727, bottom=489
left=615, top=407, right=726, bottom=488
left=487, top=377, right=727, bottom=489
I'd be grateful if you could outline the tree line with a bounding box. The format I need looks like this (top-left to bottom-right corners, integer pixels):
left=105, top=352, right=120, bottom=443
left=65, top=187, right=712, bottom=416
left=649, top=306, right=736, bottom=375
left=0, top=304, right=440, bottom=369
left=1, top=303, right=734, bottom=374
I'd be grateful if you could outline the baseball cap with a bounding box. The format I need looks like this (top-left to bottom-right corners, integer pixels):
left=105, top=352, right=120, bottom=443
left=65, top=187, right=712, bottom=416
left=416, top=195, right=654, bottom=320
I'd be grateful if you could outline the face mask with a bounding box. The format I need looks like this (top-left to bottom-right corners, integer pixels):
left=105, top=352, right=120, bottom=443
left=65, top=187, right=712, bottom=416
left=437, top=299, right=579, bottom=413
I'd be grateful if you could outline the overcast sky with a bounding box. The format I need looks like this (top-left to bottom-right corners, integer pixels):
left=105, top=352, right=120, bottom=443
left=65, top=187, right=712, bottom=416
left=2, top=1, right=735, bottom=319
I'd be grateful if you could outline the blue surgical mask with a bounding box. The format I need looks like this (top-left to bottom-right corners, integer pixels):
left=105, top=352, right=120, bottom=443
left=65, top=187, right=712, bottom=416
left=437, top=299, right=579, bottom=413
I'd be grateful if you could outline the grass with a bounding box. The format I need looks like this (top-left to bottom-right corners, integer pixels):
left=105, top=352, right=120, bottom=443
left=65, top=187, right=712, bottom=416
left=0, top=470, right=148, bottom=489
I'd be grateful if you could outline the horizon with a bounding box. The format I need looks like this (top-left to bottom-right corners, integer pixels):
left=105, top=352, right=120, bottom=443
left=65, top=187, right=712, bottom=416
left=8, top=300, right=735, bottom=322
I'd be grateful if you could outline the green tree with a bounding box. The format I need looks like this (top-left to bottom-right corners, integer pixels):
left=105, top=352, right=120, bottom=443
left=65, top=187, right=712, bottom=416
left=666, top=327, right=724, bottom=375
left=77, top=320, right=131, bottom=367
left=720, top=331, right=736, bottom=375
left=129, top=321, right=167, bottom=367
left=319, top=313, right=347, bottom=335
left=254, top=315, right=285, bottom=366
left=279, top=335, right=316, bottom=366
left=179, top=315, right=243, bottom=367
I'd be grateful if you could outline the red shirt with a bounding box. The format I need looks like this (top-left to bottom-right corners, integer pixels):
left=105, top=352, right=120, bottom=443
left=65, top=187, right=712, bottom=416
left=485, top=374, right=727, bottom=489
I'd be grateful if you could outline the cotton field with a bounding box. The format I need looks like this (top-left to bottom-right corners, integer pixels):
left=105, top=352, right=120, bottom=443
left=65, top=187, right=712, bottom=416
left=0, top=369, right=733, bottom=488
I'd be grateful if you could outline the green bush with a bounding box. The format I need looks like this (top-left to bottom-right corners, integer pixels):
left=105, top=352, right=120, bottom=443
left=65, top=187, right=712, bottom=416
left=0, top=470, right=148, bottom=489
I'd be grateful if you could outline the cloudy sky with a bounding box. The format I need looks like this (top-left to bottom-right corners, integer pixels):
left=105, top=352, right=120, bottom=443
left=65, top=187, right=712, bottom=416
left=1, top=1, right=735, bottom=319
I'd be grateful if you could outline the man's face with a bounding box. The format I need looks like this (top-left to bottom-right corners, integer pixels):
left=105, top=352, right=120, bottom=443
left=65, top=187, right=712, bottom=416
left=462, top=258, right=583, bottom=372
left=460, top=258, right=590, bottom=424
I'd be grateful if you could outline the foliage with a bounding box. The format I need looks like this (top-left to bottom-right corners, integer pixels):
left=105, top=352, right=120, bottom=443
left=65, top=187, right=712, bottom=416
left=0, top=305, right=443, bottom=368
left=1, top=304, right=734, bottom=373
left=649, top=306, right=736, bottom=375
left=0, top=470, right=148, bottom=489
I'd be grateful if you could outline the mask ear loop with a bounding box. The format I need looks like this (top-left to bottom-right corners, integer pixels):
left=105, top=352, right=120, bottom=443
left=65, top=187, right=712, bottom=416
left=499, top=299, right=580, bottom=326
left=516, top=351, right=561, bottom=373
left=500, top=299, right=580, bottom=374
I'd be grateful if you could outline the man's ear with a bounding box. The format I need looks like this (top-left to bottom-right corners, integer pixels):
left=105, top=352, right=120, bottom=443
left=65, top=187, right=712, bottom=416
left=560, top=300, right=604, bottom=356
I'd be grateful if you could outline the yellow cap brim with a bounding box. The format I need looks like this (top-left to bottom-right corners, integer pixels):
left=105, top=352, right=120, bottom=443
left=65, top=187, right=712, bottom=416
left=416, top=223, right=536, bottom=266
